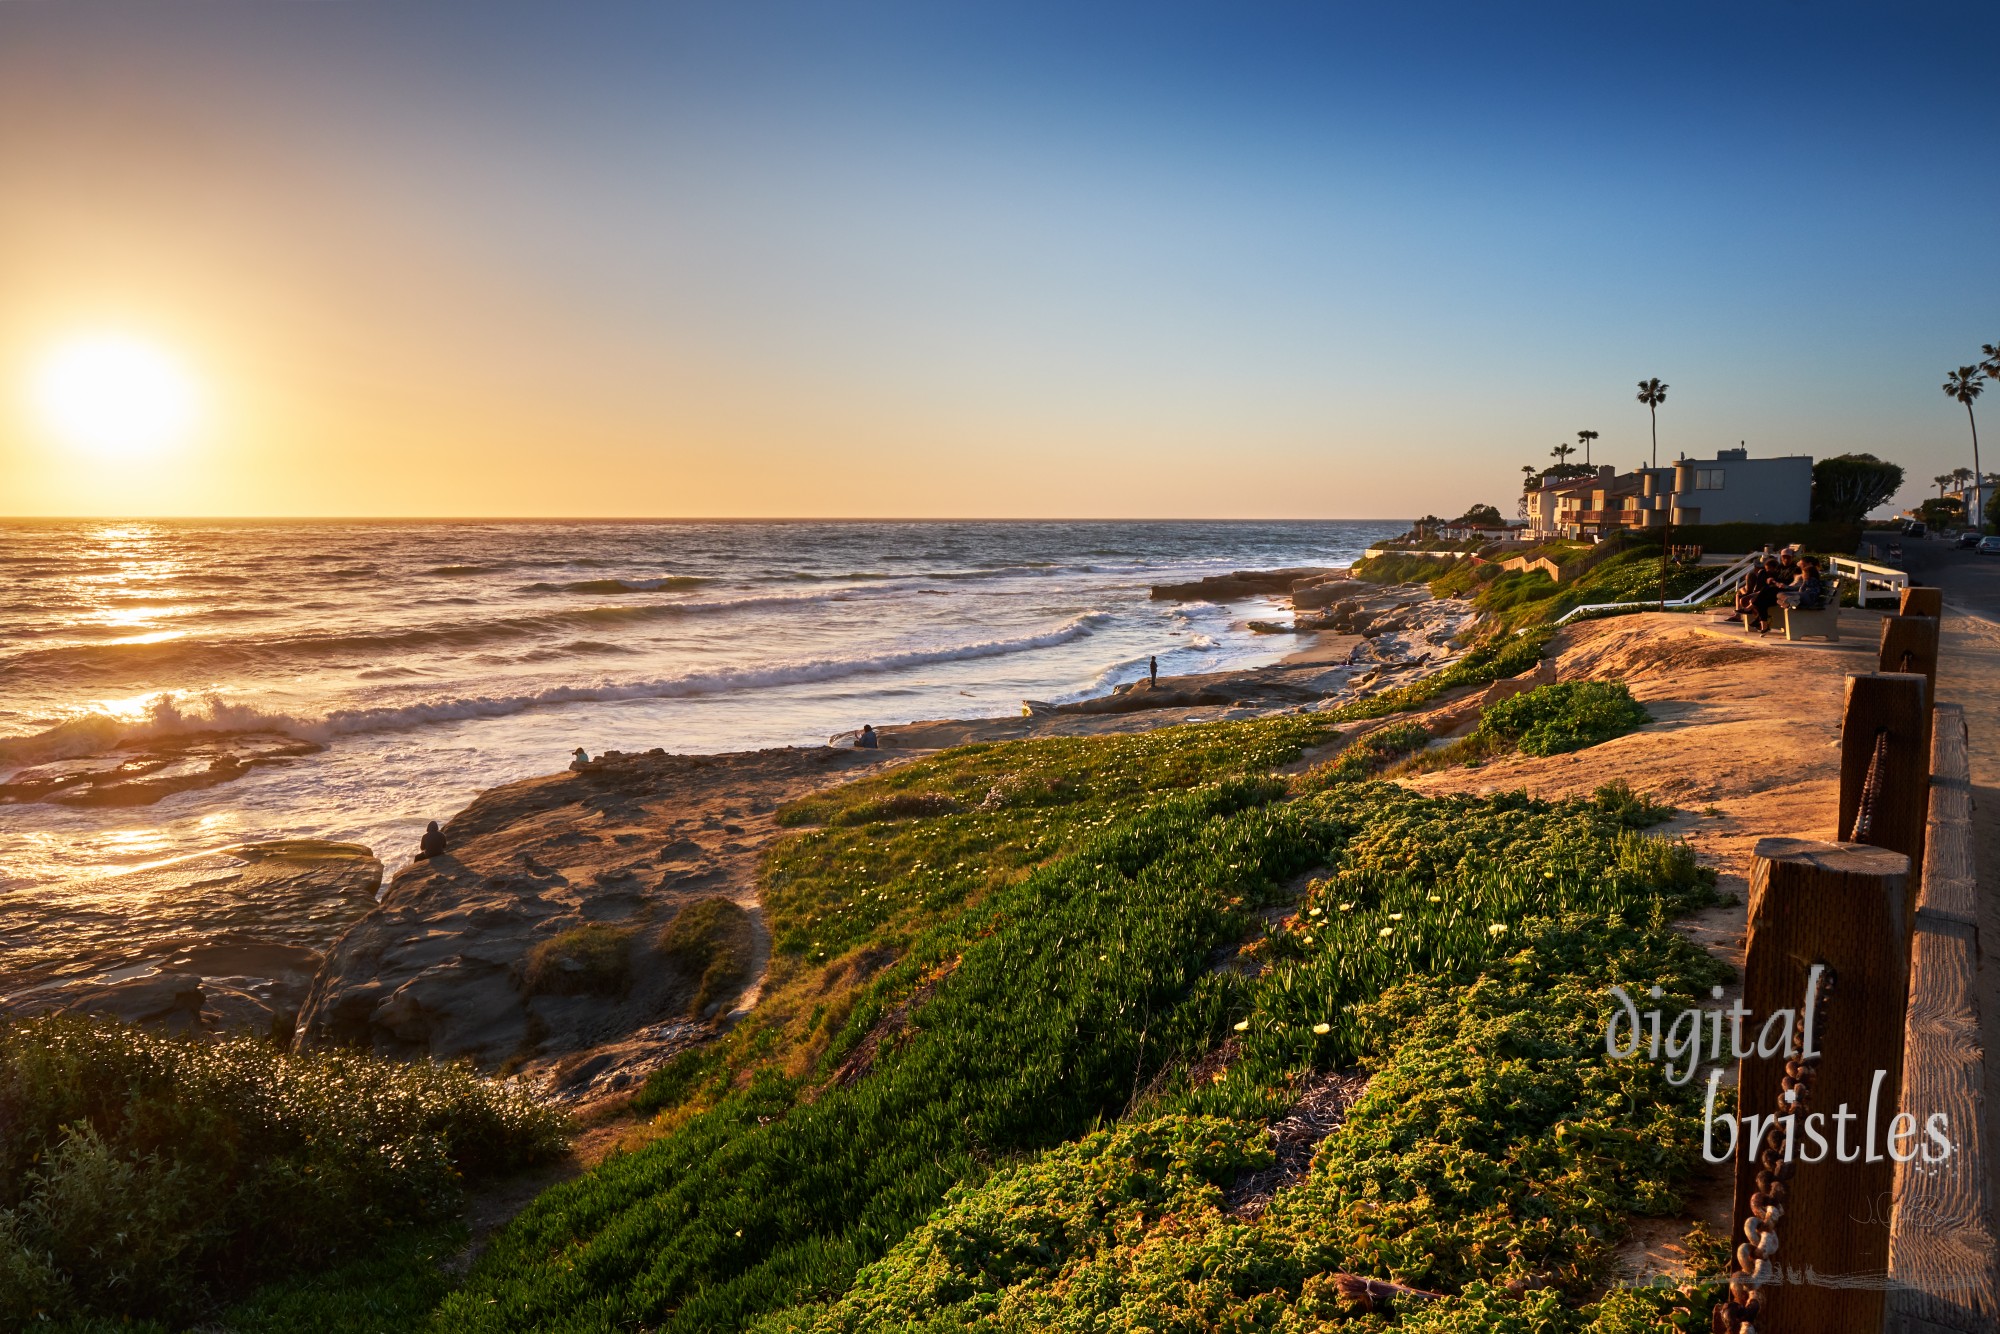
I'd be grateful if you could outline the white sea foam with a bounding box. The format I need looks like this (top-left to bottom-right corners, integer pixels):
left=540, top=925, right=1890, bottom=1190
left=0, top=612, right=1114, bottom=762
left=0, top=519, right=1405, bottom=888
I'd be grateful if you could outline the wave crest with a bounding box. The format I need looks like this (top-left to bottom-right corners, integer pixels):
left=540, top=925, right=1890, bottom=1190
left=0, top=613, right=1111, bottom=765
left=525, top=576, right=711, bottom=595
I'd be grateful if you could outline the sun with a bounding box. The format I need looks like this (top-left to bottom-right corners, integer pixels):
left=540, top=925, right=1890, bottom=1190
left=31, top=333, right=201, bottom=456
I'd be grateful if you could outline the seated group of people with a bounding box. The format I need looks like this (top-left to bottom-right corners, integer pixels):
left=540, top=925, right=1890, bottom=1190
left=1728, top=548, right=1828, bottom=635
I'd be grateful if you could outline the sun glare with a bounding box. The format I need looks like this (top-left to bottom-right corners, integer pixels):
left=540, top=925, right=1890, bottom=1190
left=31, top=334, right=201, bottom=456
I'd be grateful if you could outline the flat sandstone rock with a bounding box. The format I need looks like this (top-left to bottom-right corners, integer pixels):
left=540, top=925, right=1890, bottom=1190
left=293, top=745, right=890, bottom=1101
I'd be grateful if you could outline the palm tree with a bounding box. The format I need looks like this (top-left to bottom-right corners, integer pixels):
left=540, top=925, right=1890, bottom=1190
left=1636, top=379, right=1668, bottom=468
left=1550, top=441, right=1577, bottom=468
left=1983, top=343, right=1999, bottom=378
left=1952, top=466, right=1974, bottom=491
left=1944, top=367, right=1987, bottom=532
left=1577, top=429, right=1598, bottom=466
left=1935, top=473, right=1956, bottom=499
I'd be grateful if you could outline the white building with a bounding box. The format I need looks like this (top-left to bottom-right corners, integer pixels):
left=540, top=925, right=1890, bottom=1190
left=1945, top=478, right=1994, bottom=529
left=1527, top=448, right=1812, bottom=539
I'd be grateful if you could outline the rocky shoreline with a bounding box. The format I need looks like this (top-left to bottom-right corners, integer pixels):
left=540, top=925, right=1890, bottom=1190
left=4, top=566, right=1484, bottom=1105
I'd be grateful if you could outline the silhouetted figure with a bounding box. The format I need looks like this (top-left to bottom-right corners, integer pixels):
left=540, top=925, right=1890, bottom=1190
left=1149, top=656, right=1158, bottom=688
left=1747, top=559, right=1782, bottom=635
left=416, top=821, right=447, bottom=860
left=856, top=725, right=879, bottom=749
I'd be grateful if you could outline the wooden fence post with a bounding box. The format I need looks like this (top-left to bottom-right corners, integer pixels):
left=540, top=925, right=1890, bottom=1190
left=1901, top=586, right=1944, bottom=619
left=1731, top=838, right=1911, bottom=1332
left=1886, top=703, right=1999, bottom=1331
left=1838, top=673, right=1932, bottom=919
left=1878, top=616, right=1942, bottom=707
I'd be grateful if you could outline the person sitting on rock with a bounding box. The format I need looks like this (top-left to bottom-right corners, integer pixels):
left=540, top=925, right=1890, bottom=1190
left=571, top=747, right=591, bottom=767
left=856, top=725, right=879, bottom=749
left=417, top=821, right=447, bottom=860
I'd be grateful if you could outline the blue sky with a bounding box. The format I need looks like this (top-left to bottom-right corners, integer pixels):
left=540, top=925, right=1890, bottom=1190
left=2, top=1, right=1995, bottom=516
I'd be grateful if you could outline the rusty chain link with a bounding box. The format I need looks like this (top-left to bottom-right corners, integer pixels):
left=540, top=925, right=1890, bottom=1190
left=1712, top=966, right=1835, bottom=1334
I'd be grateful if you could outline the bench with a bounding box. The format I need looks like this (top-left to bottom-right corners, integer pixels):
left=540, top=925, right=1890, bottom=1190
left=1782, top=603, right=1841, bottom=641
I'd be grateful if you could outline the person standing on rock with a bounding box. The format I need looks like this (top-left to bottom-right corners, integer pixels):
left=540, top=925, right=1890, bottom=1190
left=1149, top=656, right=1158, bottom=689
left=416, top=821, right=447, bottom=860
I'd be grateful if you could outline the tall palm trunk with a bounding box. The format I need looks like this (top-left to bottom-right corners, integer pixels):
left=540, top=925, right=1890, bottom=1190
left=1971, top=402, right=1987, bottom=532
left=1649, top=406, right=1657, bottom=469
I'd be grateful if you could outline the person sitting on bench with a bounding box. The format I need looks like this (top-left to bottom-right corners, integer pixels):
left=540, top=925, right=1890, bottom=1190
left=1729, top=572, right=1758, bottom=623
left=1789, top=557, right=1827, bottom=611
left=1746, top=559, right=1782, bottom=636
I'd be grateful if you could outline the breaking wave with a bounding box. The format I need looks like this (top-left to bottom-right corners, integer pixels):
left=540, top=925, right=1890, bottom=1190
left=0, top=613, right=1112, bottom=766
left=0, top=589, right=878, bottom=684
left=524, top=575, right=712, bottom=595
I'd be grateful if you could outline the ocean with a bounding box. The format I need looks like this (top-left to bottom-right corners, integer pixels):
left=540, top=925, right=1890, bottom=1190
left=0, top=519, right=1401, bottom=888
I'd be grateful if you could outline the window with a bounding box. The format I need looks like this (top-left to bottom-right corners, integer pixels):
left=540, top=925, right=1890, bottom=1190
left=1694, top=468, right=1725, bottom=491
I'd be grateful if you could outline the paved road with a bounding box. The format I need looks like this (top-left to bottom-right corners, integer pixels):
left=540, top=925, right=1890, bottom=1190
left=1897, top=537, right=2000, bottom=623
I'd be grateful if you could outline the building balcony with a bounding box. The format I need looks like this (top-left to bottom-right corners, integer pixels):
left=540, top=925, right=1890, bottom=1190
left=1566, top=509, right=1643, bottom=525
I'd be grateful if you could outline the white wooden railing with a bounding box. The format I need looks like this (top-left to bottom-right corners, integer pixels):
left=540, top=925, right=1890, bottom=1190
left=1552, top=551, right=1765, bottom=625
left=1828, top=555, right=1909, bottom=607
left=1359, top=547, right=1478, bottom=561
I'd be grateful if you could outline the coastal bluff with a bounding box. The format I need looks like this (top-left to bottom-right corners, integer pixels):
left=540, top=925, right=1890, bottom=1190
left=294, top=745, right=890, bottom=1100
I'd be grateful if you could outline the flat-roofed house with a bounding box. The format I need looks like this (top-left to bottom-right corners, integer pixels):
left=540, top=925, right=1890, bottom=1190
left=1527, top=448, right=1812, bottom=539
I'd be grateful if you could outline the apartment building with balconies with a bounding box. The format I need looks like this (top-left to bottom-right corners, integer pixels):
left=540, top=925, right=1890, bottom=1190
left=1527, top=448, right=1811, bottom=539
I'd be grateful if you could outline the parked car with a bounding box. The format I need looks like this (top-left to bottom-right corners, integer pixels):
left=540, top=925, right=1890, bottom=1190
left=1906, top=521, right=1928, bottom=538
left=1980, top=536, right=2000, bottom=556
left=1959, top=531, right=1982, bottom=548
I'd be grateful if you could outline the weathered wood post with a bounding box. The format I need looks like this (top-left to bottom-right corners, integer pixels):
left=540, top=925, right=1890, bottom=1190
left=1900, top=586, right=1944, bottom=619
left=1878, top=615, right=1941, bottom=708
left=1838, top=673, right=1932, bottom=922
left=1886, top=703, right=1999, bottom=1331
left=1728, top=838, right=1911, bottom=1333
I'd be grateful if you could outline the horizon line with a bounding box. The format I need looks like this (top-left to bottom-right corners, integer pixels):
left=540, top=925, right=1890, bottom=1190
left=0, top=514, right=1420, bottom=524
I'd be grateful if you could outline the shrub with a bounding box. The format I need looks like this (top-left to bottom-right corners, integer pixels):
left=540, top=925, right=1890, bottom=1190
left=523, top=922, right=633, bottom=997
left=1325, top=628, right=1552, bottom=722
left=1592, top=778, right=1676, bottom=827
left=1301, top=722, right=1430, bottom=786
left=828, top=791, right=963, bottom=825
left=1479, top=681, right=1652, bottom=756
left=1353, top=552, right=1470, bottom=584
left=659, top=896, right=757, bottom=1017
left=0, top=1018, right=565, bottom=1325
